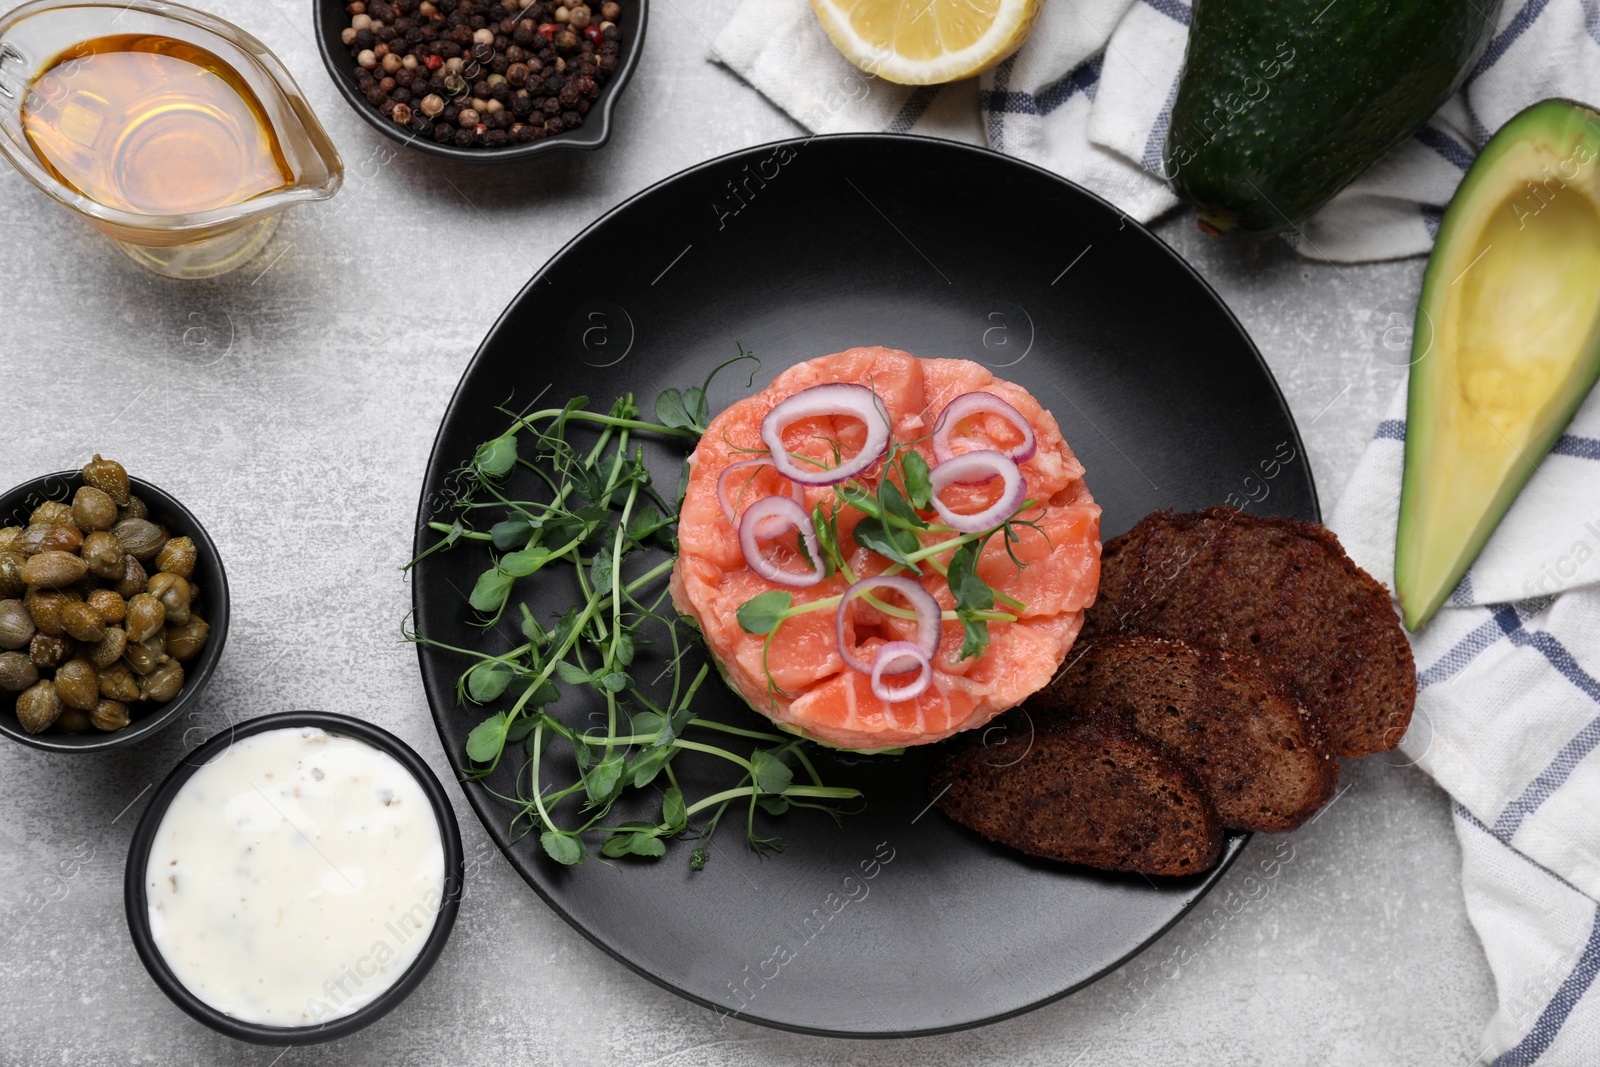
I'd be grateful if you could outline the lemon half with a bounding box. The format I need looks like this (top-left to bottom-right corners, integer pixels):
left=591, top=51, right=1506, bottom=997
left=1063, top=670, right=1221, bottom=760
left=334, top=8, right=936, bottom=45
left=809, top=0, right=1043, bottom=86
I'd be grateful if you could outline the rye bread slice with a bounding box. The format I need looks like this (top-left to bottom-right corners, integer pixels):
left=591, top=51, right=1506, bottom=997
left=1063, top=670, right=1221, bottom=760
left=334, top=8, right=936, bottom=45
left=1085, top=507, right=1415, bottom=758
left=931, top=708, right=1223, bottom=877
left=1040, top=635, right=1338, bottom=832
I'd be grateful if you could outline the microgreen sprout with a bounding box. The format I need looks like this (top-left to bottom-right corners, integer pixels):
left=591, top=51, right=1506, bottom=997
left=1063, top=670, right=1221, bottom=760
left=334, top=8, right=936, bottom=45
left=407, top=351, right=860, bottom=868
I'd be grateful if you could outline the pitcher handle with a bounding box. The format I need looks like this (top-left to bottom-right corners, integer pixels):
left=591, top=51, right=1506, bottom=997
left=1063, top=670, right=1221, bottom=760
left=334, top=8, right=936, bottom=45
left=0, top=42, right=26, bottom=100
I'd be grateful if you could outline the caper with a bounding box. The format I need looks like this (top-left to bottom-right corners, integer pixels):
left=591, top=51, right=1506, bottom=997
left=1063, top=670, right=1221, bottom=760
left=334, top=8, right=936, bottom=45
left=112, top=518, right=166, bottom=562
left=59, top=601, right=106, bottom=643
left=28, top=633, right=73, bottom=670
left=0, top=551, right=23, bottom=599
left=113, top=553, right=147, bottom=599
left=57, top=707, right=93, bottom=734
left=165, top=616, right=209, bottom=662
left=30, top=500, right=73, bottom=526
left=15, top=679, right=62, bottom=733
left=0, top=651, right=37, bottom=692
left=24, top=588, right=74, bottom=636
left=126, top=593, right=165, bottom=642
left=16, top=524, right=46, bottom=557
left=86, top=588, right=126, bottom=624
left=54, top=658, right=100, bottom=711
left=0, top=527, right=21, bottom=554
left=154, top=536, right=197, bottom=579
left=140, top=660, right=183, bottom=703
left=124, top=634, right=165, bottom=676
left=59, top=604, right=106, bottom=646
left=20, top=550, right=87, bottom=589
left=147, top=573, right=191, bottom=626
left=86, top=625, right=126, bottom=669
left=97, top=662, right=140, bottom=702
left=82, top=455, right=130, bottom=506
left=0, top=599, right=33, bottom=651
left=118, top=495, right=149, bottom=522
left=20, top=521, right=80, bottom=556
left=90, top=699, right=130, bottom=732
left=42, top=524, right=82, bottom=555
left=70, top=485, right=118, bottom=532
left=78, top=532, right=120, bottom=581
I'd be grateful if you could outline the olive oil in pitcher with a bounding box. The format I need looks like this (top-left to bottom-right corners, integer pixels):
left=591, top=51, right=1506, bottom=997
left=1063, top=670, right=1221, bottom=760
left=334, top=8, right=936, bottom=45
left=20, top=33, right=292, bottom=216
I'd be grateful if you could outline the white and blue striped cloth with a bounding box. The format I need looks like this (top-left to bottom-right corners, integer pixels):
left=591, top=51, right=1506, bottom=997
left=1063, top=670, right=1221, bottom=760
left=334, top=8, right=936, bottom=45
left=712, top=0, right=1600, bottom=262
left=1331, top=382, right=1600, bottom=1064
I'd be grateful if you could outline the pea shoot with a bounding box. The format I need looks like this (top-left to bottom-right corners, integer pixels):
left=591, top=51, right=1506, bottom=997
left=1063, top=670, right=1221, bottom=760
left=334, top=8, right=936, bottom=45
left=408, top=353, right=861, bottom=868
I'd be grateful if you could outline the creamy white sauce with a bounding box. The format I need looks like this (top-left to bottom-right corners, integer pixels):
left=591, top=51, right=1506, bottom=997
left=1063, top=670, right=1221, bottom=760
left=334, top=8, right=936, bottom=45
left=145, top=726, right=445, bottom=1027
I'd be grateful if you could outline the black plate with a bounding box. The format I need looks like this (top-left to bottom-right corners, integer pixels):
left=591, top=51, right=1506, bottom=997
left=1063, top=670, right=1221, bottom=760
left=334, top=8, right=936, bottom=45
left=412, top=134, right=1318, bottom=1037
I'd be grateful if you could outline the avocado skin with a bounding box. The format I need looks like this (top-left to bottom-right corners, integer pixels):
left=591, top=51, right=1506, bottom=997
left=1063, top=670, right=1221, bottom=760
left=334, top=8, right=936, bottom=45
left=1164, top=0, right=1503, bottom=233
left=1397, top=98, right=1600, bottom=630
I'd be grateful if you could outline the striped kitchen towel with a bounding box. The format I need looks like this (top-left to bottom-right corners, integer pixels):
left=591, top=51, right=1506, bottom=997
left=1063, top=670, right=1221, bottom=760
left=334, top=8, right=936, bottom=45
left=1330, top=382, right=1600, bottom=1064
left=710, top=0, right=1600, bottom=262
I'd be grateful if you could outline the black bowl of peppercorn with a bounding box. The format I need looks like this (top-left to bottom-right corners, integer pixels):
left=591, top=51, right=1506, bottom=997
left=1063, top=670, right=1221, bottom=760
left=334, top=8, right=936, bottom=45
left=314, top=0, right=645, bottom=161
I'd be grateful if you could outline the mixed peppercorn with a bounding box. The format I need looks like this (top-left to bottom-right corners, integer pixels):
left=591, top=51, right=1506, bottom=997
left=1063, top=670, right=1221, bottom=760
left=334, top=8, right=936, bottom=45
left=339, top=0, right=624, bottom=149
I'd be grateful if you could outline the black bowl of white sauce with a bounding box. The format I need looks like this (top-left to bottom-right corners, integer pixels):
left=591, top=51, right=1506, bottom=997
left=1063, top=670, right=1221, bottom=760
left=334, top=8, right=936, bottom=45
left=125, top=710, right=464, bottom=1044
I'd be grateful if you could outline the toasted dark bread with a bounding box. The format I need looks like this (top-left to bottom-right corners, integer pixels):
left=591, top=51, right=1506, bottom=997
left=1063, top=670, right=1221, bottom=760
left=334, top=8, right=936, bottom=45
left=1085, top=507, right=1415, bottom=758
left=932, top=708, right=1223, bottom=877
left=1040, top=635, right=1338, bottom=832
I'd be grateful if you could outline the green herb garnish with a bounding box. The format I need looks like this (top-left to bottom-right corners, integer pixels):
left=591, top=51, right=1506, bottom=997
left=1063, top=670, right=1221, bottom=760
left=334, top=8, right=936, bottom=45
left=408, top=352, right=860, bottom=869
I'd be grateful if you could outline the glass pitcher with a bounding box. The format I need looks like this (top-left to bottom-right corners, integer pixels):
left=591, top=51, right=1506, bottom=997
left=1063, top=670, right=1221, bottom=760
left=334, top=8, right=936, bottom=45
left=0, top=0, right=343, bottom=279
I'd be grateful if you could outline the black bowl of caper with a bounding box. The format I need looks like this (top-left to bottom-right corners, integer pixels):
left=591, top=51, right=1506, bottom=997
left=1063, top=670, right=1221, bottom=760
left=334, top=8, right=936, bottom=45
left=0, top=458, right=230, bottom=752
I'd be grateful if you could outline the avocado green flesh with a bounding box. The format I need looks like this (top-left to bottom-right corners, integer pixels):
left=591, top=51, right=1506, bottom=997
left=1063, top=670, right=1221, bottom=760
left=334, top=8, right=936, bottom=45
left=1166, top=0, right=1501, bottom=232
left=1397, top=99, right=1600, bottom=631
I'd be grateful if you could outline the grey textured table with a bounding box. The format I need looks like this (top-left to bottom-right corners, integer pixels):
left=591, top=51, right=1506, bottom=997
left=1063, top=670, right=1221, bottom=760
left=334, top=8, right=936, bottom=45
left=0, top=0, right=1492, bottom=1062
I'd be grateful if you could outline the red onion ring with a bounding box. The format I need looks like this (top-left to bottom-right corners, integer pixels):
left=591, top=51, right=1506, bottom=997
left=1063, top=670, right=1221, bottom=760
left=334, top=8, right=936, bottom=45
left=870, top=641, right=932, bottom=702
left=929, top=450, right=1027, bottom=533
left=717, top=459, right=806, bottom=539
left=738, top=496, right=825, bottom=588
left=834, top=575, right=941, bottom=675
left=931, top=391, right=1037, bottom=466
left=759, top=383, right=892, bottom=486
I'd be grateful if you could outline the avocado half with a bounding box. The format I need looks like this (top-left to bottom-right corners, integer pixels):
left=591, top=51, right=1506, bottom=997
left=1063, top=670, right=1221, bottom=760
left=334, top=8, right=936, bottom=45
left=1397, top=99, right=1600, bottom=630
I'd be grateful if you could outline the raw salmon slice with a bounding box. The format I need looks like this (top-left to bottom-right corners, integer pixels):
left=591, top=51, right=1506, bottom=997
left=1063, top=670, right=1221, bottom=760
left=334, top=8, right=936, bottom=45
left=670, top=347, right=1101, bottom=750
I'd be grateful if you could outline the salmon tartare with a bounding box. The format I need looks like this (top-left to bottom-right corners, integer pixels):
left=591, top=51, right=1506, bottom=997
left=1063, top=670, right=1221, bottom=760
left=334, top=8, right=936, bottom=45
left=669, top=347, right=1101, bottom=750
